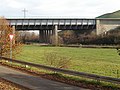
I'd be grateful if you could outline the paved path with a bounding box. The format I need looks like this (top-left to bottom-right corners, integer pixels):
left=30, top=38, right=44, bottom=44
left=0, top=65, right=90, bottom=90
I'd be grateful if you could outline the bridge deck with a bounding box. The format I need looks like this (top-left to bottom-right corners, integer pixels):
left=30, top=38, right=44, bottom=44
left=7, top=18, right=96, bottom=30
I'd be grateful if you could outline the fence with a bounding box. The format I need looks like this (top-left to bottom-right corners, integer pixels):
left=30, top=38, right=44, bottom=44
left=0, top=57, right=120, bottom=84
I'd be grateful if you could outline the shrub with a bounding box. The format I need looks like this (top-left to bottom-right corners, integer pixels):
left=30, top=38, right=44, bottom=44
left=44, top=51, right=72, bottom=69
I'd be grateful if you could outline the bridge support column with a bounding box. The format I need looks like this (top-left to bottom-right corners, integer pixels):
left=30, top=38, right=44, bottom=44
left=39, top=30, right=44, bottom=43
left=49, top=30, right=53, bottom=44
left=96, top=19, right=101, bottom=35
left=46, top=30, right=50, bottom=43
left=53, top=25, right=58, bottom=46
left=46, top=30, right=49, bottom=43
left=41, top=30, right=48, bottom=43
left=44, top=30, right=47, bottom=43
left=43, top=30, right=46, bottom=43
left=42, top=30, right=51, bottom=44
left=48, top=30, right=52, bottom=43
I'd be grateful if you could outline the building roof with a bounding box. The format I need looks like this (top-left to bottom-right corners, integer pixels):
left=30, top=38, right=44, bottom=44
left=97, top=10, right=120, bottom=18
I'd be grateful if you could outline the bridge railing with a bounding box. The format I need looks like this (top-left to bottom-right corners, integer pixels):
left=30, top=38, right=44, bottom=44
left=0, top=57, right=119, bottom=84
left=7, top=19, right=96, bottom=26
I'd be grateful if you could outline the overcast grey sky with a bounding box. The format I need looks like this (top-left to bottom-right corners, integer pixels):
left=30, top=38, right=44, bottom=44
left=0, top=0, right=119, bottom=18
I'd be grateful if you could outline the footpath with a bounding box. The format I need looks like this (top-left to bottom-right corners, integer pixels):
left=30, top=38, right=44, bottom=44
left=0, top=65, right=90, bottom=90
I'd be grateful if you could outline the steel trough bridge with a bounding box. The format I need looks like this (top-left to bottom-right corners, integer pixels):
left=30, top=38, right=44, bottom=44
left=7, top=18, right=96, bottom=30
left=6, top=18, right=96, bottom=43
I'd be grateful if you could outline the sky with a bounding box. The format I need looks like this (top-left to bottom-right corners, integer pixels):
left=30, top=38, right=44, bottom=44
left=0, top=0, right=120, bottom=18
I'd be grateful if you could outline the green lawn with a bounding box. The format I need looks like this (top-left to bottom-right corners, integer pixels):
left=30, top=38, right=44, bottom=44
left=17, top=45, right=120, bottom=78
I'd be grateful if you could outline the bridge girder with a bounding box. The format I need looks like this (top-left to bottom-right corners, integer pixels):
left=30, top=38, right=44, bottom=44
left=7, top=18, right=96, bottom=30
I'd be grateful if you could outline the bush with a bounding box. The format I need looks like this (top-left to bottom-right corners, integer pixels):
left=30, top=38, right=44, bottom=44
left=44, top=51, right=72, bottom=69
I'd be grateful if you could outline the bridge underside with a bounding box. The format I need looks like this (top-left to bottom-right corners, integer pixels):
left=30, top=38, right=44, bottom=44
left=14, top=25, right=96, bottom=44
left=15, top=25, right=96, bottom=31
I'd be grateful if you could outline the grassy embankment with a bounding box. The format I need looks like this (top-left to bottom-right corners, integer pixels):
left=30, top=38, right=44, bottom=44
left=16, top=45, right=120, bottom=78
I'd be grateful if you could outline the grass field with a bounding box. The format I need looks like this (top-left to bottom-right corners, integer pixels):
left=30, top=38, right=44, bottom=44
left=16, top=45, right=120, bottom=78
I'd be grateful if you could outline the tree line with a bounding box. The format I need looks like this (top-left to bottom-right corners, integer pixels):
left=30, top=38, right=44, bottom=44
left=18, top=31, right=39, bottom=44
left=19, top=29, right=120, bottom=45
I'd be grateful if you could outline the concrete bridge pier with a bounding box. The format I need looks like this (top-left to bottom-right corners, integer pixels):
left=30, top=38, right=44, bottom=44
left=39, top=30, right=44, bottom=43
left=39, top=30, right=52, bottom=44
left=44, top=30, right=50, bottom=43
left=43, top=30, right=47, bottom=43
left=46, top=30, right=49, bottom=43
left=39, top=25, right=58, bottom=44
left=52, top=25, right=58, bottom=45
left=48, top=30, right=52, bottom=43
left=47, top=30, right=52, bottom=43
